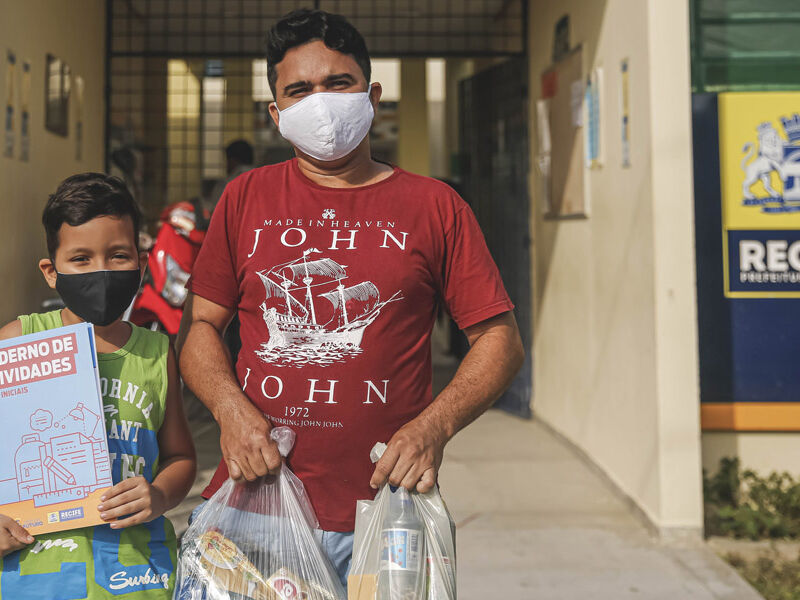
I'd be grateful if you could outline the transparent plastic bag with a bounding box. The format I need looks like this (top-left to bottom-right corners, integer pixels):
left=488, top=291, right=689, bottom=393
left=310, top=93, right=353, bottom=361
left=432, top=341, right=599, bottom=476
left=348, top=443, right=457, bottom=600
left=174, top=426, right=346, bottom=600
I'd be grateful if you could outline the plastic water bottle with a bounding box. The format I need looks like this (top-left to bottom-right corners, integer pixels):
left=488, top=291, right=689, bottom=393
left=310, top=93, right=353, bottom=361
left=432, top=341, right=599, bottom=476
left=377, top=486, right=425, bottom=600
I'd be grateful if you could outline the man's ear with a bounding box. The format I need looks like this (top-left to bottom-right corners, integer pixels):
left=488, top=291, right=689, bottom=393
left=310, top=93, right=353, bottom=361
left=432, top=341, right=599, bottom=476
left=268, top=102, right=280, bottom=129
left=368, top=82, right=382, bottom=115
left=39, top=258, right=57, bottom=290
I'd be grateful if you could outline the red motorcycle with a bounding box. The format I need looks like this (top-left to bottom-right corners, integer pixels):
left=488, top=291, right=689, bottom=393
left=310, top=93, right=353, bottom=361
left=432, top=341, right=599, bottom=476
left=130, top=200, right=208, bottom=335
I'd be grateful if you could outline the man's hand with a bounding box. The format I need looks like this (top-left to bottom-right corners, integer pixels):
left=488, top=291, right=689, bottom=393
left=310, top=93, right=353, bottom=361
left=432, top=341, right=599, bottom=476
left=0, top=514, right=33, bottom=557
left=218, top=397, right=282, bottom=481
left=370, top=416, right=449, bottom=493
left=98, top=477, right=168, bottom=529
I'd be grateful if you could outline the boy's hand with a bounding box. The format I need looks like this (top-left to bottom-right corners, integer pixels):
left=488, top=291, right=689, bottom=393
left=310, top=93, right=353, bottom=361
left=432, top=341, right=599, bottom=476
left=98, top=477, right=167, bottom=529
left=0, top=514, right=34, bottom=557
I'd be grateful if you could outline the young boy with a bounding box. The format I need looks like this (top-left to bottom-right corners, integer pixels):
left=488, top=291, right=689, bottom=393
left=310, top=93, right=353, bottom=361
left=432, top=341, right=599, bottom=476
left=0, top=173, right=197, bottom=599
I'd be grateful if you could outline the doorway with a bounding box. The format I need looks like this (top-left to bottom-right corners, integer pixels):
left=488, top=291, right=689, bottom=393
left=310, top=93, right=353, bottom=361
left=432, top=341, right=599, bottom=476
left=459, top=57, right=532, bottom=418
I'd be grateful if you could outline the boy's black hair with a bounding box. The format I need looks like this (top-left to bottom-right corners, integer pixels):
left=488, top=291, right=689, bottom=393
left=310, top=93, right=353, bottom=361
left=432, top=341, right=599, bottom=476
left=265, top=9, right=371, bottom=97
left=43, top=173, right=141, bottom=258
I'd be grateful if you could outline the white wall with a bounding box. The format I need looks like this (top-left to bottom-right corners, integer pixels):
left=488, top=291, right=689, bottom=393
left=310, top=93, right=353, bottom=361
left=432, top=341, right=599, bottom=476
left=704, top=433, right=800, bottom=477
left=0, top=0, right=106, bottom=322
left=529, top=0, right=703, bottom=532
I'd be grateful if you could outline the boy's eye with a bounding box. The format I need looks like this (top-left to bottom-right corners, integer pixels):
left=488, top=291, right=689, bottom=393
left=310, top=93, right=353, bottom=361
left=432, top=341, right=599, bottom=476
left=70, top=256, right=89, bottom=263
left=113, top=253, right=131, bottom=260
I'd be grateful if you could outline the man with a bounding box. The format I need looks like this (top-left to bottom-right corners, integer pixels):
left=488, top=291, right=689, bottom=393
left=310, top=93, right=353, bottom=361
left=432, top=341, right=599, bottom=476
left=205, top=139, right=255, bottom=213
left=177, top=8, right=524, bottom=585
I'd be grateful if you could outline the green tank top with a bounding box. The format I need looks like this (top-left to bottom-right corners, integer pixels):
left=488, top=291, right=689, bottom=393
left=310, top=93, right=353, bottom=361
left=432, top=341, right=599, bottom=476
left=0, top=310, right=177, bottom=599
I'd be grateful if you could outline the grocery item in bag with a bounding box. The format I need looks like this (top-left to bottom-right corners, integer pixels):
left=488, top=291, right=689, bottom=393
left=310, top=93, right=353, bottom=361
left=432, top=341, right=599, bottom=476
left=174, top=426, right=345, bottom=600
left=377, top=486, right=426, bottom=599
left=194, top=530, right=270, bottom=599
left=349, top=443, right=457, bottom=600
left=422, top=492, right=457, bottom=600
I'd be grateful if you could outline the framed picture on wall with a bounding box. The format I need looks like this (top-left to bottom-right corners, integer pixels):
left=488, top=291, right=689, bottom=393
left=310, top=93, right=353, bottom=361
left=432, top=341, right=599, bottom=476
left=541, top=46, right=589, bottom=219
left=45, top=54, right=70, bottom=137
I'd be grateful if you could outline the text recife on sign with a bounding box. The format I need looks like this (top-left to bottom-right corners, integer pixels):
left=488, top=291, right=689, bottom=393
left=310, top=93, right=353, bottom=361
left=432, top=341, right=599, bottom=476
left=728, top=230, right=800, bottom=293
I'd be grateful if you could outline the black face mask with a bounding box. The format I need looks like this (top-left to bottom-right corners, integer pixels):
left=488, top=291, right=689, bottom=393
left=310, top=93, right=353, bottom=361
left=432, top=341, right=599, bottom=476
left=55, top=269, right=141, bottom=326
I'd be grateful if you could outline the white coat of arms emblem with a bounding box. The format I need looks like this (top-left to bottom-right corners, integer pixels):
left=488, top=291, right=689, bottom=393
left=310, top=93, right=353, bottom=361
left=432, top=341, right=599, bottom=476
left=741, top=114, right=800, bottom=212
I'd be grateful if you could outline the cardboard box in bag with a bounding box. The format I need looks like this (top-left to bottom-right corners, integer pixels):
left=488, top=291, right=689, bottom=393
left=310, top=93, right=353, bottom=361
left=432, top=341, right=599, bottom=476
left=347, top=573, right=377, bottom=600
left=348, top=498, right=378, bottom=599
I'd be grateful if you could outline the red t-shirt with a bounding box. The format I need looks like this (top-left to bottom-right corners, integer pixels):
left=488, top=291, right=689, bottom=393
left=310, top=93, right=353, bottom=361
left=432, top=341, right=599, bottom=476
left=189, top=159, right=513, bottom=531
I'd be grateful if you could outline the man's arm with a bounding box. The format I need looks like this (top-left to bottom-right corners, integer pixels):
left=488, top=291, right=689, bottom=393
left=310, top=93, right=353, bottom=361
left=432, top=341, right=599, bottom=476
left=370, top=310, right=524, bottom=492
left=176, top=293, right=281, bottom=481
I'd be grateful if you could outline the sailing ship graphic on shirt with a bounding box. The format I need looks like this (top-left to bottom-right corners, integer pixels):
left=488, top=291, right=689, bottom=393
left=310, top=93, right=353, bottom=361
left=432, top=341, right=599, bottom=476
left=255, top=248, right=402, bottom=367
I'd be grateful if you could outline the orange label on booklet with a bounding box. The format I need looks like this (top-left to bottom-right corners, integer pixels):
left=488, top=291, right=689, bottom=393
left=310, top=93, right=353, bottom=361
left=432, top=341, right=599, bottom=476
left=0, top=324, right=112, bottom=534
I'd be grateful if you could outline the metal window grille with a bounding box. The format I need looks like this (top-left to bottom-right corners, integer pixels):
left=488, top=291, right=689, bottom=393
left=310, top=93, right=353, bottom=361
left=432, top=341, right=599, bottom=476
left=107, top=0, right=526, bottom=223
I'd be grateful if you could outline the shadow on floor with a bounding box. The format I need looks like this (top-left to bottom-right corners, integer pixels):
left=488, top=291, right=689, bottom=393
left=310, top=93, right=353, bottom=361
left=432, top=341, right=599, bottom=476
left=166, top=343, right=759, bottom=600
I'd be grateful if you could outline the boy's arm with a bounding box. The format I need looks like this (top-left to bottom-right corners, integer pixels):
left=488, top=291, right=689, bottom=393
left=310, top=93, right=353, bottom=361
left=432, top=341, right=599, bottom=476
left=0, top=320, right=22, bottom=340
left=98, top=345, right=197, bottom=528
left=152, top=344, right=197, bottom=509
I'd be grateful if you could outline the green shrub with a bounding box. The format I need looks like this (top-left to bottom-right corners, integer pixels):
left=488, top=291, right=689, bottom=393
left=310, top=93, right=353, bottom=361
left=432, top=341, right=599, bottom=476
left=726, top=552, right=800, bottom=600
left=704, top=457, right=800, bottom=539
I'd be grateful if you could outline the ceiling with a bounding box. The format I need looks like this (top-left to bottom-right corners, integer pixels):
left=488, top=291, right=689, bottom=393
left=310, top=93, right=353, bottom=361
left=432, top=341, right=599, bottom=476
left=110, top=0, right=526, bottom=57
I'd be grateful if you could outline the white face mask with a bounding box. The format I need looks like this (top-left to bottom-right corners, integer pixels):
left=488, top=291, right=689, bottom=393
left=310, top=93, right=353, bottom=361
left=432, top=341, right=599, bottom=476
left=276, top=86, right=375, bottom=161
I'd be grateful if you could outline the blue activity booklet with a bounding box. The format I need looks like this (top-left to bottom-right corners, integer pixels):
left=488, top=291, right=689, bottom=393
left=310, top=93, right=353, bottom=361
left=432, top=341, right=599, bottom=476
left=0, top=323, right=112, bottom=534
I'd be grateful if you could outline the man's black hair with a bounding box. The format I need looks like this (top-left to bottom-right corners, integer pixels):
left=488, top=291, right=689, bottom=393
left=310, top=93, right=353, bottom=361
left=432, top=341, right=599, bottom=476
left=225, top=139, right=254, bottom=166
left=265, top=9, right=371, bottom=97
left=43, top=173, right=141, bottom=258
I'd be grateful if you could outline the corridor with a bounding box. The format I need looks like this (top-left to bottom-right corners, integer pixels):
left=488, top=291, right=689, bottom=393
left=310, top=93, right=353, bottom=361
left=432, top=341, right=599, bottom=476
left=168, top=354, right=761, bottom=599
